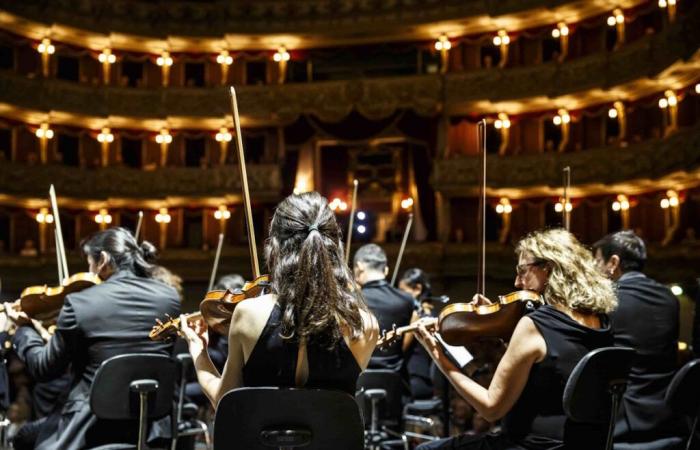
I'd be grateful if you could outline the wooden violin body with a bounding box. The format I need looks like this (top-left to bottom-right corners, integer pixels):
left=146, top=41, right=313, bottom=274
left=18, top=272, right=101, bottom=321
left=199, top=275, right=270, bottom=335
left=438, top=290, right=541, bottom=346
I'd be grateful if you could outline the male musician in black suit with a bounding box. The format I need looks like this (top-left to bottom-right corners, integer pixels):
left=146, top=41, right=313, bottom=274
left=6, top=228, right=180, bottom=450
left=593, top=230, right=687, bottom=443
left=354, top=244, right=415, bottom=373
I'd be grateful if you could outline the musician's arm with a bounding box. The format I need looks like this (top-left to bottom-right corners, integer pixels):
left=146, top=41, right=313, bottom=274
left=402, top=310, right=420, bottom=353
left=421, top=316, right=544, bottom=422
left=13, top=299, right=78, bottom=382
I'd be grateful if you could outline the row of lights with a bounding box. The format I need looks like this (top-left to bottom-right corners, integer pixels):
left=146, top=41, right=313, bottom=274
left=486, top=82, right=699, bottom=130
left=37, top=40, right=292, bottom=68
left=493, top=190, right=681, bottom=215
left=28, top=78, right=700, bottom=143
left=32, top=0, right=681, bottom=74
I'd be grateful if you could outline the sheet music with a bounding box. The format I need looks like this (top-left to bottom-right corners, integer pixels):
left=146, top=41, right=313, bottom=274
left=435, top=333, right=473, bottom=369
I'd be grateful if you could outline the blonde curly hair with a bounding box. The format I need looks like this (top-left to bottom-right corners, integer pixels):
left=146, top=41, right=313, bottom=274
left=515, top=228, right=617, bottom=314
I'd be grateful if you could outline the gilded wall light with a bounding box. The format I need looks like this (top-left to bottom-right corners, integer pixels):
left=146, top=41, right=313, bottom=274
left=551, top=22, right=570, bottom=61
left=611, top=194, right=631, bottom=229
left=494, top=113, right=511, bottom=155
left=215, top=127, right=232, bottom=165
left=98, top=49, right=116, bottom=84
left=273, top=47, right=290, bottom=84
left=155, top=129, right=173, bottom=167
left=96, top=128, right=114, bottom=167
left=156, top=51, right=174, bottom=87
left=551, top=109, right=571, bottom=152
left=607, top=9, right=625, bottom=48
left=217, top=50, right=233, bottom=85
left=492, top=30, right=510, bottom=68
left=434, top=34, right=452, bottom=74
left=36, top=38, right=55, bottom=77
left=658, top=0, right=677, bottom=22
left=35, top=123, right=54, bottom=164
left=658, top=90, right=678, bottom=135
left=495, top=198, right=512, bottom=244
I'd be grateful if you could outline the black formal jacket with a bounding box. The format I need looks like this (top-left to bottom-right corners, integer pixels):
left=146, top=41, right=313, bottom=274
left=612, top=271, right=687, bottom=442
left=13, top=270, right=180, bottom=450
left=362, top=279, right=414, bottom=372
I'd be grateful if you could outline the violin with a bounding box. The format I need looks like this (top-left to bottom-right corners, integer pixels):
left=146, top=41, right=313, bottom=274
left=437, top=121, right=542, bottom=348
left=18, top=272, right=101, bottom=321
left=149, top=275, right=271, bottom=340
left=197, top=87, right=270, bottom=332
left=150, top=87, right=270, bottom=340
left=13, top=186, right=101, bottom=322
left=376, top=317, right=437, bottom=349
left=438, top=290, right=541, bottom=347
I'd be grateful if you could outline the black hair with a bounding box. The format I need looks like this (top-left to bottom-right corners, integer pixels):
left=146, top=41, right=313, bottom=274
left=593, top=230, right=647, bottom=273
left=81, top=227, right=157, bottom=278
left=399, top=268, right=432, bottom=300
left=265, top=192, right=367, bottom=348
left=353, top=243, right=388, bottom=273
left=214, top=274, right=245, bottom=291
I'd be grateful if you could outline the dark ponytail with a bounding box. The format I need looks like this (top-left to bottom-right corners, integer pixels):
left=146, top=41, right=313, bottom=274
left=265, top=192, right=367, bottom=348
left=81, top=227, right=157, bottom=278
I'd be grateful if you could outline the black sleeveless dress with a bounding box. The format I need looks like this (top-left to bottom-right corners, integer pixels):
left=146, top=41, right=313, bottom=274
left=417, top=304, right=613, bottom=450
left=241, top=304, right=362, bottom=396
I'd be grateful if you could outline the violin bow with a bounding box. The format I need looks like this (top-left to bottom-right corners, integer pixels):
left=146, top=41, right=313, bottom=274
left=344, top=179, right=359, bottom=265
left=390, top=213, right=413, bottom=286
left=49, top=185, right=70, bottom=279
left=134, top=210, right=144, bottom=241
left=54, top=229, right=64, bottom=284
left=562, top=166, right=571, bottom=231
left=229, top=86, right=261, bottom=279
left=208, top=233, right=225, bottom=291
left=476, top=120, right=487, bottom=296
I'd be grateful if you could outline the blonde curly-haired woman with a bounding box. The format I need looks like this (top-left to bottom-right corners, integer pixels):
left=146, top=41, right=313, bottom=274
left=415, top=228, right=618, bottom=450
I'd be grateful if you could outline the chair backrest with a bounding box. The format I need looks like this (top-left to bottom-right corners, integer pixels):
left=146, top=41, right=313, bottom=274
left=90, top=353, right=176, bottom=420
left=666, top=359, right=700, bottom=417
left=563, top=347, right=635, bottom=423
left=356, top=369, right=404, bottom=424
left=214, top=387, right=364, bottom=450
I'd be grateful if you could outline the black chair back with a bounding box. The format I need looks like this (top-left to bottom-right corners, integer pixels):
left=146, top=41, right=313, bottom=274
left=356, top=369, right=404, bottom=425
left=214, top=387, right=363, bottom=450
left=666, top=359, right=700, bottom=450
left=90, top=353, right=176, bottom=420
left=563, top=347, right=635, bottom=450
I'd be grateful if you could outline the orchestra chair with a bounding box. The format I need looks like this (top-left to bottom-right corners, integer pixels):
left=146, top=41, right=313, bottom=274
left=563, top=347, right=635, bottom=450
left=90, top=353, right=177, bottom=450
left=665, top=359, right=700, bottom=450
left=214, top=387, right=363, bottom=450
left=356, top=369, right=409, bottom=450
left=171, top=353, right=211, bottom=450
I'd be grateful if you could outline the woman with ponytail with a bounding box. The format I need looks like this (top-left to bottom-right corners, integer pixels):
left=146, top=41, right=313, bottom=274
left=181, top=192, right=378, bottom=407
left=6, top=227, right=180, bottom=450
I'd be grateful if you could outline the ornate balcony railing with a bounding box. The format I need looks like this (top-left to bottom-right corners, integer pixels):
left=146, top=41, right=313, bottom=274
left=432, top=124, right=700, bottom=196
left=0, top=5, right=697, bottom=125
left=0, top=163, right=281, bottom=200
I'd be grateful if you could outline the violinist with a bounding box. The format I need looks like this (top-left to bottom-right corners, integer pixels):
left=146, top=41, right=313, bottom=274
left=353, top=244, right=415, bottom=374
left=414, top=229, right=616, bottom=450
left=6, top=227, right=180, bottom=450
left=398, top=268, right=436, bottom=399
left=180, top=192, right=378, bottom=407
left=593, top=231, right=687, bottom=443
